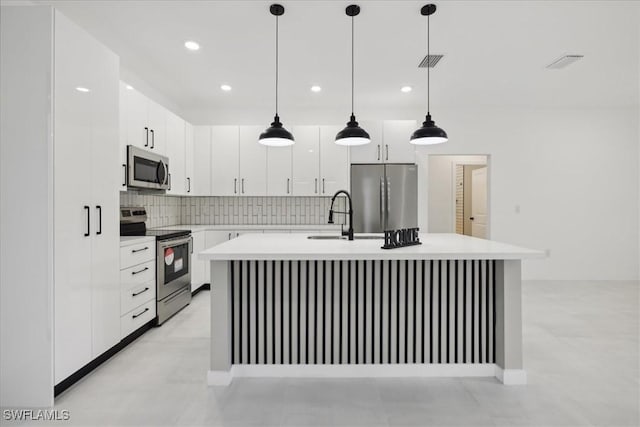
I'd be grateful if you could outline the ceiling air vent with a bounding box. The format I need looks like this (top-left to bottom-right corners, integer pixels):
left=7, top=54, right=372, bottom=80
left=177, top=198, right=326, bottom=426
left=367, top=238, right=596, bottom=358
left=418, top=54, right=444, bottom=68
left=546, top=55, right=584, bottom=69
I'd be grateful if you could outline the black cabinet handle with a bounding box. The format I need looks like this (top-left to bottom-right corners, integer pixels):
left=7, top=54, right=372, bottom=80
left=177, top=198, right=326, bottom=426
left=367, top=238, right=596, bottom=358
left=132, top=307, right=149, bottom=319
left=168, top=173, right=171, bottom=191
left=241, top=178, right=245, bottom=194
left=84, top=206, right=90, bottom=237
left=122, top=164, right=127, bottom=187
left=150, top=129, right=154, bottom=149
left=385, top=144, right=389, bottom=161
left=144, top=127, right=149, bottom=147
left=377, top=145, right=380, bottom=161
left=315, top=178, right=318, bottom=194
left=131, top=246, right=149, bottom=253
left=470, top=217, right=475, bottom=221
left=187, top=177, right=191, bottom=193
left=96, top=205, right=102, bottom=235
left=131, top=267, right=149, bottom=275
left=132, top=287, right=149, bottom=297
left=322, top=178, right=325, bottom=194
left=234, top=178, right=237, bottom=194
left=287, top=178, right=290, bottom=194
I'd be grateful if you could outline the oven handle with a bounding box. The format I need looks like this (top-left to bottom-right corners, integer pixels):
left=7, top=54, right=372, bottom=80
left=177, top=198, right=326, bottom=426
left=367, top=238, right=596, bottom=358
left=158, top=235, right=192, bottom=249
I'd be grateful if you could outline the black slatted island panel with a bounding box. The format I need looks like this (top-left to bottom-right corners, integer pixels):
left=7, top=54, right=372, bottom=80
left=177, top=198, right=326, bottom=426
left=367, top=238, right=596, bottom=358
left=228, top=260, right=496, bottom=365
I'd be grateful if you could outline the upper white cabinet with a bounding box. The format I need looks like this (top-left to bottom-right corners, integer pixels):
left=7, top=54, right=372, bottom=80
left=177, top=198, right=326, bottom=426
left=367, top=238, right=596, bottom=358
left=348, top=120, right=382, bottom=163
left=165, top=111, right=186, bottom=195
left=122, top=85, right=166, bottom=154
left=349, top=120, right=416, bottom=164
left=319, top=126, right=350, bottom=195
left=53, top=11, right=120, bottom=383
left=118, top=82, right=128, bottom=191
left=267, top=145, right=292, bottom=196
left=211, top=126, right=240, bottom=196
left=291, top=126, right=320, bottom=196
left=239, top=126, right=267, bottom=196
left=383, top=120, right=417, bottom=163
left=185, top=122, right=194, bottom=195
left=193, top=126, right=212, bottom=196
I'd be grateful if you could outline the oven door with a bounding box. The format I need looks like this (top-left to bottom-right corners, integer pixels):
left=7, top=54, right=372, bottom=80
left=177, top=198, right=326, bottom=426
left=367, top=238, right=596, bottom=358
left=157, top=235, right=191, bottom=300
left=127, top=145, right=169, bottom=190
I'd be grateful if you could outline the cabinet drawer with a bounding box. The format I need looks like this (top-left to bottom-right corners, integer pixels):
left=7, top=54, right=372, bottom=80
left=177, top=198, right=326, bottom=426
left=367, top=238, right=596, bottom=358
left=121, top=279, right=155, bottom=316
left=120, top=260, right=155, bottom=288
left=120, top=299, right=156, bottom=339
left=120, top=243, right=155, bottom=269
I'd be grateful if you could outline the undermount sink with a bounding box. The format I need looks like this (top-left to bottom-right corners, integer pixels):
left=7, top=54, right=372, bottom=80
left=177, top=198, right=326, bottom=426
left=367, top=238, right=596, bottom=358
left=307, top=235, right=384, bottom=240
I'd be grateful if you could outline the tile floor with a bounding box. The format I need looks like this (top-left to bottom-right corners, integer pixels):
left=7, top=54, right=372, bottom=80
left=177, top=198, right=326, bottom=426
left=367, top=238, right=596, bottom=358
left=10, top=280, right=640, bottom=426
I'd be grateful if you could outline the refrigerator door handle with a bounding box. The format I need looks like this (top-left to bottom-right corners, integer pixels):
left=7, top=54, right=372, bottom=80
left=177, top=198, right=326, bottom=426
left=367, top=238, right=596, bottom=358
left=379, top=177, right=385, bottom=230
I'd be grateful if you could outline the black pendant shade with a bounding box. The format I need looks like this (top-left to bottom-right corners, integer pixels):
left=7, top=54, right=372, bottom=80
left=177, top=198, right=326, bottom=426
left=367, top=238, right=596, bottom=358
left=335, top=5, right=370, bottom=146
left=259, top=3, right=294, bottom=147
left=335, top=114, right=370, bottom=146
left=410, top=113, right=448, bottom=145
left=411, top=4, right=447, bottom=145
left=259, top=114, right=294, bottom=147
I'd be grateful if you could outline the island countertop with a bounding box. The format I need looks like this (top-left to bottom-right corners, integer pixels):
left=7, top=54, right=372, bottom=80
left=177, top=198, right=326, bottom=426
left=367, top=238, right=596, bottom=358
left=199, top=232, right=544, bottom=261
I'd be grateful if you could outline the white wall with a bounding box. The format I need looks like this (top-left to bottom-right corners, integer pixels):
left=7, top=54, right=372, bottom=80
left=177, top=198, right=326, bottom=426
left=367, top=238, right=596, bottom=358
left=426, top=155, right=487, bottom=233
left=415, top=107, right=639, bottom=281
left=1, top=6, right=54, bottom=407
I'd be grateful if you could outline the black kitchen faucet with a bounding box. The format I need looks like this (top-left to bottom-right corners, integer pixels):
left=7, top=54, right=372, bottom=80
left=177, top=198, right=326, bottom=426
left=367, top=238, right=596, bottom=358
left=328, top=190, right=354, bottom=241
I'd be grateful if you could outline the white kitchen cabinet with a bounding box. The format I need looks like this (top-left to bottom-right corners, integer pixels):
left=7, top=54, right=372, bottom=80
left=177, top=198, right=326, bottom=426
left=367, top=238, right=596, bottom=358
left=211, top=126, right=240, bottom=196
left=348, top=120, right=383, bottom=163
left=165, top=111, right=185, bottom=195
left=191, top=230, right=206, bottom=292
left=122, top=85, right=166, bottom=154
left=119, top=238, right=156, bottom=338
left=185, top=122, right=194, bottom=195
left=319, top=125, right=350, bottom=195
left=119, top=81, right=128, bottom=192
left=267, top=146, right=292, bottom=196
left=193, top=126, right=212, bottom=196
left=53, top=11, right=120, bottom=383
left=239, top=126, right=267, bottom=196
left=383, top=120, right=417, bottom=163
left=291, top=126, right=320, bottom=196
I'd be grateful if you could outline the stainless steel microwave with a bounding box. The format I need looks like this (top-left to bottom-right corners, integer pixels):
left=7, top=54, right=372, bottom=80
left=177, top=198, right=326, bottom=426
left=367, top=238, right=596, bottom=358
left=127, top=145, right=169, bottom=190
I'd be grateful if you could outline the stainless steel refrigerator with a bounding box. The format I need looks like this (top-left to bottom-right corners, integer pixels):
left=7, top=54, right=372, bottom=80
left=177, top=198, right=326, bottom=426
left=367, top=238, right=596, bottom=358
left=351, top=164, right=418, bottom=233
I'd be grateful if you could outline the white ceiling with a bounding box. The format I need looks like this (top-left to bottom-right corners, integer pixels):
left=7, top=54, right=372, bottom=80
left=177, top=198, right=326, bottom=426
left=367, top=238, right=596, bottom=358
left=30, top=0, right=640, bottom=121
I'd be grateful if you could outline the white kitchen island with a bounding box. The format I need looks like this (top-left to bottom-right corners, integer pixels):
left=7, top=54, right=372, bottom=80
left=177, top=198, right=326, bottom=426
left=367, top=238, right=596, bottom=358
left=199, top=233, right=544, bottom=386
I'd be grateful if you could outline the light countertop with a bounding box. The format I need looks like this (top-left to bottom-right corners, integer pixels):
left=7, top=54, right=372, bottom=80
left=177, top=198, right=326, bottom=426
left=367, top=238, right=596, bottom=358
left=119, top=235, right=155, bottom=246
left=151, top=224, right=343, bottom=233
left=198, top=233, right=545, bottom=261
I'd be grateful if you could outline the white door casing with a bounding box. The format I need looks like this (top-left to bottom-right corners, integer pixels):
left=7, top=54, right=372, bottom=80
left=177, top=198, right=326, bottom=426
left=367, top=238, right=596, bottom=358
left=471, top=166, right=488, bottom=239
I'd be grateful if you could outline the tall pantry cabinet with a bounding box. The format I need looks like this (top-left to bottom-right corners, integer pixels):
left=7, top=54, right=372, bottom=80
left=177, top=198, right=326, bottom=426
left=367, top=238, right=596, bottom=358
left=53, top=12, right=120, bottom=384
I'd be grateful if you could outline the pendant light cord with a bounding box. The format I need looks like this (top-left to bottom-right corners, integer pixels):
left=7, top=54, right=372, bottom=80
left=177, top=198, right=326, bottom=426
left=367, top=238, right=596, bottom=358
left=275, top=14, right=279, bottom=116
left=351, top=14, right=354, bottom=116
left=427, top=13, right=430, bottom=115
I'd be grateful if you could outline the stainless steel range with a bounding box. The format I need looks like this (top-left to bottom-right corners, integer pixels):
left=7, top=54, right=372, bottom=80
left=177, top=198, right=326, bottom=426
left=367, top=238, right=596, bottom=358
left=120, top=207, right=191, bottom=325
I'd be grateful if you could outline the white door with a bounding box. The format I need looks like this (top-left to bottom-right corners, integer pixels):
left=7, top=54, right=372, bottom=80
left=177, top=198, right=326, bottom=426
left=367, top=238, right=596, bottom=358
left=382, top=120, right=416, bottom=163
left=267, top=146, right=292, bottom=196
left=471, top=167, right=488, bottom=239
left=239, top=126, right=267, bottom=196
left=319, top=125, right=349, bottom=195
left=193, top=126, right=212, bottom=196
left=211, top=126, right=240, bottom=196
left=165, top=111, right=185, bottom=195
left=292, top=126, right=320, bottom=196
left=185, top=122, right=194, bottom=195
left=125, top=87, right=149, bottom=150
left=89, top=42, right=120, bottom=358
left=147, top=100, right=166, bottom=154
left=349, top=120, right=383, bottom=163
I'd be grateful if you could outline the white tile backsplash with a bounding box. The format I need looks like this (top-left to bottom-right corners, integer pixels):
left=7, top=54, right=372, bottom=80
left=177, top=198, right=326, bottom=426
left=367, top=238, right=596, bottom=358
left=120, top=193, right=346, bottom=227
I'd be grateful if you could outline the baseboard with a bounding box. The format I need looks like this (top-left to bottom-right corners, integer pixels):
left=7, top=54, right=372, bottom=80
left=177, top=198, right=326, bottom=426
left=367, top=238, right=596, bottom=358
left=207, top=369, right=233, bottom=386
left=191, top=283, right=210, bottom=297
left=494, top=366, right=527, bottom=385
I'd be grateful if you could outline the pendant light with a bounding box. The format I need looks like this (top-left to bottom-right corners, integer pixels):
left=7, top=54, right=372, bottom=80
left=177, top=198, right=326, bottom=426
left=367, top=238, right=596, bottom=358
left=335, top=4, right=370, bottom=146
left=410, top=4, right=448, bottom=145
left=259, top=4, right=294, bottom=146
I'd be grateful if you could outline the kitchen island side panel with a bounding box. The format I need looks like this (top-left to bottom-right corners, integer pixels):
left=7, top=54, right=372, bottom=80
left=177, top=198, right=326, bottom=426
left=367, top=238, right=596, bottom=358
left=214, top=259, right=496, bottom=366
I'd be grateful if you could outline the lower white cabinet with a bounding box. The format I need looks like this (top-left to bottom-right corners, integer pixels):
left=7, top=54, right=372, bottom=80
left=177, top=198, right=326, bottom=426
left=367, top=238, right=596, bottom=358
left=119, top=238, right=156, bottom=339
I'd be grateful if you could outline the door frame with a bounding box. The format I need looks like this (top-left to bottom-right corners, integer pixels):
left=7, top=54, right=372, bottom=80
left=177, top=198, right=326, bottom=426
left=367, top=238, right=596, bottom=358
left=450, top=156, right=490, bottom=238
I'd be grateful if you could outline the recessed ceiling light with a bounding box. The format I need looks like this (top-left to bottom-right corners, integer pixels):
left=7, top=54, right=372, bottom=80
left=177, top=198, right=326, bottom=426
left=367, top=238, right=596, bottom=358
left=220, top=84, right=232, bottom=92
left=310, top=85, right=322, bottom=93
left=125, top=84, right=134, bottom=90
left=75, top=87, right=90, bottom=93
left=401, top=86, right=412, bottom=93
left=184, top=40, right=200, bottom=51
